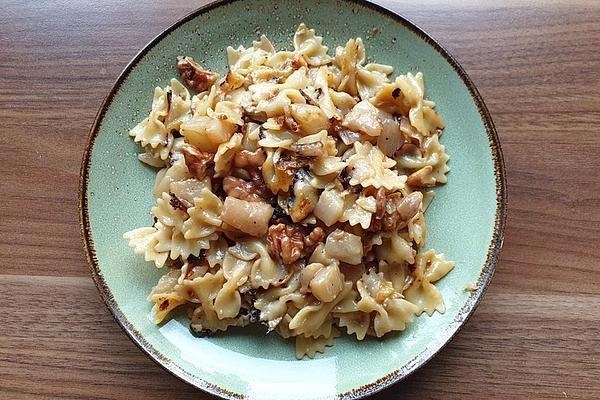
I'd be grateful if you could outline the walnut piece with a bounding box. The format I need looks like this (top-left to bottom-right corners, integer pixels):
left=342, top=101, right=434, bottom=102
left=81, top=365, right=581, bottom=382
left=267, top=224, right=305, bottom=265
left=367, top=189, right=423, bottom=232
left=181, top=143, right=213, bottom=179
left=304, top=227, right=325, bottom=253
left=233, top=149, right=266, bottom=169
left=267, top=224, right=325, bottom=265
left=177, top=56, right=219, bottom=92
left=222, top=171, right=271, bottom=203
left=275, top=115, right=300, bottom=133
left=374, top=187, right=387, bottom=221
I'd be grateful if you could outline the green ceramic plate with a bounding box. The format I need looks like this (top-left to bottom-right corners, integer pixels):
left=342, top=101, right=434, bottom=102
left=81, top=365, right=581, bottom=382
left=80, top=0, right=506, bottom=398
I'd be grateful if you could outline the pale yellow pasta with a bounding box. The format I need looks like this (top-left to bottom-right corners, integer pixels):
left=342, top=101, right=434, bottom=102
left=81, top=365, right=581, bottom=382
left=244, top=239, right=287, bottom=289
left=335, top=38, right=365, bottom=97
left=338, top=193, right=374, bottom=229
left=214, top=251, right=253, bottom=319
left=314, top=66, right=340, bottom=119
left=214, top=132, right=243, bottom=177
left=395, top=72, right=445, bottom=136
left=356, top=270, right=419, bottom=337
left=290, top=104, right=330, bottom=135
left=356, top=64, right=392, bottom=101
left=192, top=85, right=218, bottom=116
left=149, top=276, right=187, bottom=323
left=153, top=159, right=192, bottom=198
left=124, top=226, right=169, bottom=268
left=347, top=141, right=407, bottom=190
left=261, top=148, right=293, bottom=193
left=396, top=134, right=450, bottom=184
left=182, top=189, right=223, bottom=247
left=295, top=327, right=340, bottom=359
left=129, top=89, right=168, bottom=148
left=153, top=192, right=187, bottom=231
left=377, top=235, right=413, bottom=269
left=123, top=24, right=455, bottom=359
left=293, top=23, right=332, bottom=66
left=343, top=100, right=383, bottom=136
left=312, top=155, right=346, bottom=176
left=188, top=270, right=244, bottom=333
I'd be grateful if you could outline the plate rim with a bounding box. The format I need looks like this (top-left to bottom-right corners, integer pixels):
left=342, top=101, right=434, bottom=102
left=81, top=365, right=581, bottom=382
left=79, top=0, right=507, bottom=398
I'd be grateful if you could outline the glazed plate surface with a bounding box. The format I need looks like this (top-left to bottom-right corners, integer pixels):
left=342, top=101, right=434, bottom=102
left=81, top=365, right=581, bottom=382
left=80, top=0, right=506, bottom=398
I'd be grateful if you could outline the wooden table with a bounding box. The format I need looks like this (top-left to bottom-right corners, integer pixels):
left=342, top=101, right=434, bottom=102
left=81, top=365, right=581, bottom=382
left=2, top=0, right=599, bottom=398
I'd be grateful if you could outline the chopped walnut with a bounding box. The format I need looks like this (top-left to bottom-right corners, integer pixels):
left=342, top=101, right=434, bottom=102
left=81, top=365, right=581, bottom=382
left=407, top=166, right=436, bottom=188
left=275, top=115, right=300, bottom=133
left=365, top=187, right=387, bottom=231
left=181, top=144, right=213, bottom=179
left=367, top=189, right=422, bottom=232
left=374, top=187, right=386, bottom=221
left=267, top=224, right=325, bottom=265
left=233, top=149, right=266, bottom=169
left=222, top=171, right=272, bottom=203
left=267, top=224, right=305, bottom=265
left=177, top=56, right=219, bottom=92
left=304, top=227, right=325, bottom=254
left=328, top=117, right=344, bottom=136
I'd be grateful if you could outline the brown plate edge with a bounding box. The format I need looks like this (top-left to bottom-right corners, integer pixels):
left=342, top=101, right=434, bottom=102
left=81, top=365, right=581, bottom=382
left=78, top=0, right=507, bottom=399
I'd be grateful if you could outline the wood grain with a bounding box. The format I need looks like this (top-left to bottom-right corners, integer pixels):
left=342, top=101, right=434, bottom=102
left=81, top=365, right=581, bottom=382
left=1, top=0, right=599, bottom=398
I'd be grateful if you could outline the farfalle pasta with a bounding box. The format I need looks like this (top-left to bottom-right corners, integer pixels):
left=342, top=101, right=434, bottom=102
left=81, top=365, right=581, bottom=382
left=124, top=24, right=455, bottom=359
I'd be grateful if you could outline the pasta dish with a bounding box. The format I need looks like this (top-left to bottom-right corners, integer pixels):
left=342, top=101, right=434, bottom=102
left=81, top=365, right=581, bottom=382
left=124, top=24, right=455, bottom=358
